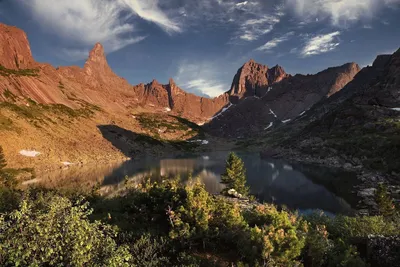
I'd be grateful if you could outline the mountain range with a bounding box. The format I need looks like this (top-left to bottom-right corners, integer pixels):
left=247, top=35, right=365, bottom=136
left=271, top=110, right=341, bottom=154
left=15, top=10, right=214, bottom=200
left=0, top=21, right=399, bottom=190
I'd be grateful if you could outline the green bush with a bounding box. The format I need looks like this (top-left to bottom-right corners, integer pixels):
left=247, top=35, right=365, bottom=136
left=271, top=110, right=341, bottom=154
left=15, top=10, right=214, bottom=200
left=242, top=205, right=308, bottom=266
left=0, top=146, right=6, bottom=170
left=127, top=234, right=170, bottom=267
left=374, top=184, right=395, bottom=217
left=0, top=174, right=398, bottom=266
left=0, top=193, right=131, bottom=266
left=221, top=152, right=250, bottom=196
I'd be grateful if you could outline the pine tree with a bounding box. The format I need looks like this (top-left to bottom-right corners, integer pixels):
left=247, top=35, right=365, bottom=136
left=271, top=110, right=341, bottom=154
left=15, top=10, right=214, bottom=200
left=0, top=146, right=6, bottom=170
left=374, top=184, right=395, bottom=217
left=221, top=152, right=249, bottom=196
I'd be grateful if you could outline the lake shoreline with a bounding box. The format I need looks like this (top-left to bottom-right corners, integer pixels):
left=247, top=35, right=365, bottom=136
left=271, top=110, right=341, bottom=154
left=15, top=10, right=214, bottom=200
left=261, top=147, right=400, bottom=216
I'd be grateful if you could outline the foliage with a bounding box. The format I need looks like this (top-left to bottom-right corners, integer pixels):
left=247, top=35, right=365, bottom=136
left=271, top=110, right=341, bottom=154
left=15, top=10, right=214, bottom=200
left=0, top=146, right=6, bottom=169
left=0, top=170, right=398, bottom=266
left=0, top=192, right=131, bottom=266
left=0, top=65, right=39, bottom=77
left=221, top=152, right=250, bottom=196
left=307, top=212, right=400, bottom=240
left=3, top=89, right=17, bottom=102
left=374, top=184, right=395, bottom=217
left=242, top=205, right=308, bottom=266
left=125, top=234, right=171, bottom=267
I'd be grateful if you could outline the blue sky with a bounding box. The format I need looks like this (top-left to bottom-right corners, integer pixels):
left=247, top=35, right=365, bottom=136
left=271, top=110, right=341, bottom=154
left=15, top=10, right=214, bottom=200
left=0, top=0, right=399, bottom=98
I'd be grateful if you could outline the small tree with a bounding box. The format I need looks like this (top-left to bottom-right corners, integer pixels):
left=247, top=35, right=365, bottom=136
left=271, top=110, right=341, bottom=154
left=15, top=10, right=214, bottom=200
left=221, top=152, right=249, bottom=196
left=374, top=184, right=395, bottom=217
left=0, top=146, right=6, bottom=170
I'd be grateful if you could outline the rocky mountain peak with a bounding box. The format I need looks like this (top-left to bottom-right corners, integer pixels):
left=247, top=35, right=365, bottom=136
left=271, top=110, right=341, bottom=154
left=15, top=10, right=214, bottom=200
left=88, top=43, right=105, bottom=62
left=84, top=43, right=112, bottom=76
left=228, top=59, right=288, bottom=100
left=150, top=79, right=160, bottom=87
left=0, top=23, right=35, bottom=69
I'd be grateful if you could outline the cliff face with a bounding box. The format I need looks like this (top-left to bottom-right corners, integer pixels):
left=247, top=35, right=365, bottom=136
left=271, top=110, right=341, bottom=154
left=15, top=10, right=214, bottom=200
left=227, top=60, right=290, bottom=101
left=205, top=62, right=361, bottom=137
left=0, top=22, right=364, bottom=135
left=0, top=24, right=35, bottom=69
left=0, top=23, right=231, bottom=122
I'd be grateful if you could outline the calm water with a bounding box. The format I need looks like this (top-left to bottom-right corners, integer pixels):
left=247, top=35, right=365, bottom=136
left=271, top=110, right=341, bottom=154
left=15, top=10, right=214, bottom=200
left=26, top=151, right=356, bottom=214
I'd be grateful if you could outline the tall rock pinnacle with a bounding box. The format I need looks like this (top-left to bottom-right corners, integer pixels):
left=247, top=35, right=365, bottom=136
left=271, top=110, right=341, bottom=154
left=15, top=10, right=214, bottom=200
left=84, top=43, right=113, bottom=76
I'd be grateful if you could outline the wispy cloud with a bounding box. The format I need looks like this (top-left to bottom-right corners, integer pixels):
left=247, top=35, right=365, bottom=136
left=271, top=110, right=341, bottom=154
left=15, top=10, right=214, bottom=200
left=118, top=0, right=182, bottom=33
left=256, top=32, right=294, bottom=52
left=233, top=3, right=285, bottom=43
left=16, top=0, right=179, bottom=58
left=301, top=31, right=341, bottom=57
left=175, top=61, right=228, bottom=98
left=287, top=0, right=400, bottom=27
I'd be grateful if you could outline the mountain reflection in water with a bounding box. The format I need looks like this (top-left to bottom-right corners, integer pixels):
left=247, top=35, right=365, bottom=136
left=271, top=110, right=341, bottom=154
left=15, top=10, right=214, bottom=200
left=27, top=152, right=355, bottom=214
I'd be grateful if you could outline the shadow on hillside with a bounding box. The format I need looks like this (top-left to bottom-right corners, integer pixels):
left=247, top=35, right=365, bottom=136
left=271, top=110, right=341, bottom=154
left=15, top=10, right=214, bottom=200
left=97, top=125, right=165, bottom=157
left=97, top=124, right=204, bottom=159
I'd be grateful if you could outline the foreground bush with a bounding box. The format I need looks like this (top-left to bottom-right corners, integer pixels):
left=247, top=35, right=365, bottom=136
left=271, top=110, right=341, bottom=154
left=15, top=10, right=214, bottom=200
left=0, top=193, right=131, bottom=266
left=0, top=179, right=399, bottom=266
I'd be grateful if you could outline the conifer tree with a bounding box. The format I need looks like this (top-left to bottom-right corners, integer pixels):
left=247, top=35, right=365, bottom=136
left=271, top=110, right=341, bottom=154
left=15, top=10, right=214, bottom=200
left=0, top=146, right=6, bottom=170
left=374, top=183, right=395, bottom=217
left=221, top=152, right=249, bottom=196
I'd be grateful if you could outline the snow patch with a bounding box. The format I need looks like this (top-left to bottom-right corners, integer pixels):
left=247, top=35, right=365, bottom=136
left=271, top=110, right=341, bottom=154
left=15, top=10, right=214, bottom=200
left=262, top=87, right=273, bottom=98
left=299, top=111, right=306, bottom=116
left=187, top=139, right=209, bottom=145
left=62, top=162, right=74, bottom=166
left=269, top=108, right=277, bottom=118
left=390, top=107, right=400, bottom=111
left=148, top=104, right=155, bottom=107
left=164, top=107, right=171, bottom=112
left=264, top=122, right=273, bottom=130
left=19, top=150, right=41, bottom=157
left=22, top=178, right=41, bottom=185
left=282, top=119, right=291, bottom=123
left=211, top=103, right=233, bottom=120
left=202, top=156, right=210, bottom=160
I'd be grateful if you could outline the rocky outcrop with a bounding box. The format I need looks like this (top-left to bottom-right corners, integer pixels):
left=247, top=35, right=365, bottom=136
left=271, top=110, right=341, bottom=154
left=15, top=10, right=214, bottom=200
left=227, top=60, right=289, bottom=102
left=205, top=62, right=360, bottom=137
left=132, top=78, right=229, bottom=121
left=0, top=23, right=231, bottom=122
left=265, top=50, right=400, bottom=209
left=0, top=24, right=35, bottom=69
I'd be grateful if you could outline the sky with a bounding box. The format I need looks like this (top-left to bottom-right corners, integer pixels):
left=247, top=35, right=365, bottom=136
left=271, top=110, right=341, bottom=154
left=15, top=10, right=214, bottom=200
left=0, top=0, right=399, bottom=98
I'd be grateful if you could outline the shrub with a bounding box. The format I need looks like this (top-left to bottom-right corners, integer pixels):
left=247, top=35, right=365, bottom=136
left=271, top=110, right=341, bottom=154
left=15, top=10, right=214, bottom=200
left=242, top=204, right=308, bottom=265
left=0, top=146, right=6, bottom=170
left=221, top=152, right=250, bottom=196
left=0, top=193, right=131, bottom=266
left=374, top=184, right=395, bottom=217
left=128, top=234, right=170, bottom=267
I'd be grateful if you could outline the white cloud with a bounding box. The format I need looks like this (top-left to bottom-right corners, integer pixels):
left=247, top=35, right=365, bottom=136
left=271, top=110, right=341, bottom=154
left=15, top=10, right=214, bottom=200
left=287, top=0, right=400, bottom=26
left=236, top=1, right=249, bottom=7
left=256, top=32, right=294, bottom=52
left=301, top=31, right=341, bottom=57
left=175, top=61, right=228, bottom=97
left=234, top=4, right=285, bottom=43
left=16, top=0, right=179, bottom=57
left=118, top=0, right=182, bottom=33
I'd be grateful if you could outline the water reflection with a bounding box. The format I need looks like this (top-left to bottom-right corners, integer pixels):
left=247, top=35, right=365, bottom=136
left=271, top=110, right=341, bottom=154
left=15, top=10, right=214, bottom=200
left=26, top=152, right=355, bottom=214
